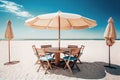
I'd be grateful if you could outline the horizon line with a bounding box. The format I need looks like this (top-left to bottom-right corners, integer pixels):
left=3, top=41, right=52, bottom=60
left=1, top=38, right=120, bottom=41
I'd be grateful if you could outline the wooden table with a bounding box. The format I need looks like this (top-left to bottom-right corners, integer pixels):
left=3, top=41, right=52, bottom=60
left=44, top=47, right=68, bottom=66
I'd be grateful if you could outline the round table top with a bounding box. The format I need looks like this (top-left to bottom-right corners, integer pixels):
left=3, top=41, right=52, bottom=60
left=44, top=47, right=69, bottom=53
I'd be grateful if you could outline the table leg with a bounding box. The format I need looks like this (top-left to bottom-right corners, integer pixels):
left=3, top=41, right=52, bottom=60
left=55, top=52, right=60, bottom=66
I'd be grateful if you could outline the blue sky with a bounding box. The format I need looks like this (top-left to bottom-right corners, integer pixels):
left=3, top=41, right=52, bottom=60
left=0, top=0, right=120, bottom=39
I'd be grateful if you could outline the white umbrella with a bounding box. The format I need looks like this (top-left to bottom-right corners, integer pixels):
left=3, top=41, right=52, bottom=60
left=25, top=11, right=97, bottom=50
left=104, top=17, right=116, bottom=68
left=4, top=20, right=20, bottom=65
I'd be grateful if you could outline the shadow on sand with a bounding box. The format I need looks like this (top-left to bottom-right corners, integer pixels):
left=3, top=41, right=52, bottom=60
left=104, top=63, right=120, bottom=75
left=50, top=62, right=106, bottom=79
left=50, top=62, right=120, bottom=79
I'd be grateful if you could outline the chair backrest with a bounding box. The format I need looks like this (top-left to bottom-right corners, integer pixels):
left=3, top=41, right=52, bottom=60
left=80, top=45, right=85, bottom=54
left=68, top=45, right=78, bottom=48
left=68, top=45, right=85, bottom=58
left=32, top=45, right=46, bottom=58
left=78, top=45, right=85, bottom=58
left=69, top=48, right=80, bottom=57
left=41, top=45, right=52, bottom=48
left=32, top=45, right=39, bottom=58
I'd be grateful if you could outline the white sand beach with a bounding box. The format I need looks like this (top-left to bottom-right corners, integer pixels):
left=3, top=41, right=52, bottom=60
left=0, top=40, right=120, bottom=80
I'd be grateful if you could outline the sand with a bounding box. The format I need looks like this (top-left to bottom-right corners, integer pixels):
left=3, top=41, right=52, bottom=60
left=0, top=40, right=120, bottom=80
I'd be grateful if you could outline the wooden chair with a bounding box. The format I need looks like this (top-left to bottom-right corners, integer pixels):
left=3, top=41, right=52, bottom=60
left=68, top=45, right=78, bottom=48
left=63, top=45, right=78, bottom=56
left=77, top=45, right=85, bottom=64
left=41, top=45, right=52, bottom=48
left=41, top=45, right=54, bottom=56
left=63, top=45, right=85, bottom=74
left=32, top=45, right=54, bottom=74
left=32, top=45, right=41, bottom=64
left=63, top=48, right=81, bottom=74
left=64, top=45, right=85, bottom=63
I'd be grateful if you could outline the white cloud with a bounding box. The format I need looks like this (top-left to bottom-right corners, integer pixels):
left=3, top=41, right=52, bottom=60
left=0, top=0, right=33, bottom=18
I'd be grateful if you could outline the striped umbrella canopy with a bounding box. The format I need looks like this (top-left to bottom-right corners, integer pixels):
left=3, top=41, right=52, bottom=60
left=25, top=11, right=97, bottom=50
left=104, top=17, right=116, bottom=68
left=4, top=20, right=14, bottom=64
left=5, top=20, right=14, bottom=40
left=104, top=17, right=116, bottom=46
left=4, top=20, right=19, bottom=65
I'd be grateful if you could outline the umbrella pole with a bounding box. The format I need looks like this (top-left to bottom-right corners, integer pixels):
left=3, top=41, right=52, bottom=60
left=53, top=15, right=61, bottom=66
left=8, top=40, right=11, bottom=63
left=104, top=45, right=116, bottom=69
left=4, top=39, right=20, bottom=65
left=4, top=40, right=11, bottom=65
left=108, top=45, right=111, bottom=67
left=58, top=15, right=60, bottom=50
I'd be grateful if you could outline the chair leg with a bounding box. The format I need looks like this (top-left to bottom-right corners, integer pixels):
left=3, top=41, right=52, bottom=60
left=45, top=65, right=49, bottom=74
left=47, top=61, right=52, bottom=70
left=35, top=60, right=40, bottom=64
left=37, top=60, right=46, bottom=72
left=64, top=60, right=67, bottom=69
left=40, top=61, right=45, bottom=69
left=37, top=64, right=41, bottom=72
left=74, top=61, right=80, bottom=71
left=44, top=61, right=53, bottom=74
left=71, top=62, right=75, bottom=69
left=78, top=59, right=82, bottom=64
left=66, top=61, right=73, bottom=74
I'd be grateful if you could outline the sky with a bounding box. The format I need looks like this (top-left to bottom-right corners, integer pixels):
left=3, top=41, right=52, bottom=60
left=0, top=0, right=120, bottom=40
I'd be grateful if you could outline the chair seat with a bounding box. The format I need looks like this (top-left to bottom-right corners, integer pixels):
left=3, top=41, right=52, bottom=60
left=63, top=56, right=78, bottom=61
left=45, top=52, right=53, bottom=55
left=39, top=55, right=54, bottom=61
left=63, top=51, right=69, bottom=54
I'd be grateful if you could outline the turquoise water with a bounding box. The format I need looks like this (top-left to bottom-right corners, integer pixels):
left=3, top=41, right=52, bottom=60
left=1, top=38, right=120, bottom=41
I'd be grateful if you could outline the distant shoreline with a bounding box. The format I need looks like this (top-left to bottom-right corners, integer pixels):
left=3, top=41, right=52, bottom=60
left=1, top=39, right=120, bottom=41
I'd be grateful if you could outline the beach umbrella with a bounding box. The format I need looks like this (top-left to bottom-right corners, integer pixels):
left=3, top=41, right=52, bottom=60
left=25, top=11, right=97, bottom=50
left=104, top=17, right=116, bottom=68
left=4, top=20, right=19, bottom=65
